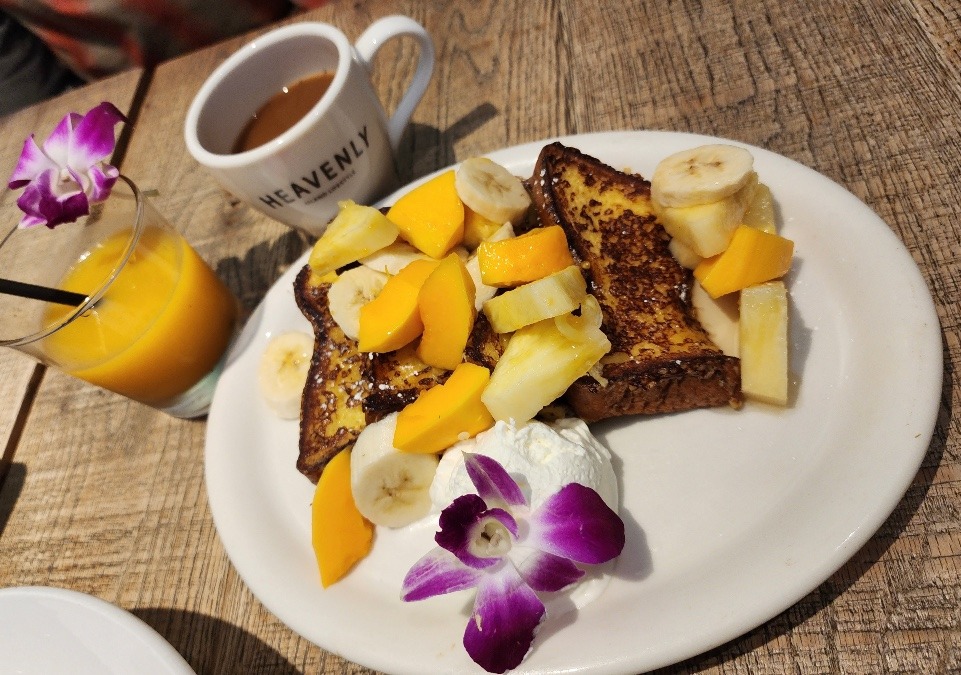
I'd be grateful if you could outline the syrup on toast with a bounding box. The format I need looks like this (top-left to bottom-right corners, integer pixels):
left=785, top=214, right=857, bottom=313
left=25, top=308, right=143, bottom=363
left=529, top=142, right=742, bottom=422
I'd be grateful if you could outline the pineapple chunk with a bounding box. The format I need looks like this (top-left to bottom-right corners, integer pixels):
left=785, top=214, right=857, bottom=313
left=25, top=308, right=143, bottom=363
left=742, top=183, right=777, bottom=234
left=482, top=295, right=611, bottom=423
left=482, top=265, right=587, bottom=333
left=308, top=201, right=400, bottom=276
left=691, top=280, right=739, bottom=357
left=739, top=281, right=789, bottom=405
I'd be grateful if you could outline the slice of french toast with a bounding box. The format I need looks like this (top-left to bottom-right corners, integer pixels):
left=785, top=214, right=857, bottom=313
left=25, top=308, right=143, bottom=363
left=529, top=142, right=742, bottom=422
left=293, top=266, right=370, bottom=482
left=294, top=265, right=507, bottom=482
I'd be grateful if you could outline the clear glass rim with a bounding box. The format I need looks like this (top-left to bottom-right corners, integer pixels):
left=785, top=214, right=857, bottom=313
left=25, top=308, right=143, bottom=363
left=1, top=175, right=146, bottom=347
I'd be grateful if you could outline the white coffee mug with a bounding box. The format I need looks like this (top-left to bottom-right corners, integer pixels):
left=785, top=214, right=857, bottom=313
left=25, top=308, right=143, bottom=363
left=184, top=16, right=434, bottom=236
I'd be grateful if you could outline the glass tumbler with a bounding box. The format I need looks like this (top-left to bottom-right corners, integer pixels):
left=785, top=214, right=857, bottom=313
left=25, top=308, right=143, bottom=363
left=0, top=176, right=239, bottom=418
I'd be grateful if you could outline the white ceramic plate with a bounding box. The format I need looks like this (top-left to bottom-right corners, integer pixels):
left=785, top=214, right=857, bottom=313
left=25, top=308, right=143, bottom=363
left=0, top=586, right=195, bottom=674
left=205, top=131, right=942, bottom=674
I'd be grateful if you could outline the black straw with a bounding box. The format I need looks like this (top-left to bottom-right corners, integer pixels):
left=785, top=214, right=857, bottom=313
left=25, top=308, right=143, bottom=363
left=0, top=278, right=88, bottom=306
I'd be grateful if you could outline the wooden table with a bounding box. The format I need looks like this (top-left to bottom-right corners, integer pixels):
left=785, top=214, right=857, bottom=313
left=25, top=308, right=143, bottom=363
left=1, top=1, right=959, bottom=673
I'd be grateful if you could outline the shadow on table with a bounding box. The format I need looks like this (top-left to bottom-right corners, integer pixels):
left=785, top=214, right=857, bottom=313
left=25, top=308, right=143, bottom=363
left=396, top=102, right=500, bottom=184
left=134, top=608, right=301, bottom=675
left=216, top=228, right=313, bottom=316
left=657, top=345, right=954, bottom=673
left=0, top=462, right=26, bottom=540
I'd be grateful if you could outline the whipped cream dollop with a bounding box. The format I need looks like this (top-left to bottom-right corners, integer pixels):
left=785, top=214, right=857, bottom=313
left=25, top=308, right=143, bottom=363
left=429, top=418, right=618, bottom=513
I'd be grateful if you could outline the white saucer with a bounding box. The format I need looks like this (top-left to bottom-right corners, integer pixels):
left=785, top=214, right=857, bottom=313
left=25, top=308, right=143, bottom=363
left=0, top=586, right=195, bottom=674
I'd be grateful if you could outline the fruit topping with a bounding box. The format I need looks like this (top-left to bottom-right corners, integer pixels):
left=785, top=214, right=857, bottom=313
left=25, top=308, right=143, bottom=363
left=386, top=170, right=465, bottom=258
left=393, top=362, right=495, bottom=454
left=482, top=295, right=611, bottom=424
left=349, top=413, right=440, bottom=528
left=308, top=200, right=399, bottom=276
left=454, top=156, right=532, bottom=226
left=477, top=224, right=574, bottom=287
left=416, top=252, right=477, bottom=370
left=694, top=225, right=794, bottom=298
left=358, top=258, right=439, bottom=352
left=482, top=264, right=587, bottom=333
left=311, top=448, right=374, bottom=587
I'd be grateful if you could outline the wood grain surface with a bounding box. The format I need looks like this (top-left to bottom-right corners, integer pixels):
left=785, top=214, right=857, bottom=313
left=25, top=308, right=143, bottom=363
left=1, top=1, right=959, bottom=673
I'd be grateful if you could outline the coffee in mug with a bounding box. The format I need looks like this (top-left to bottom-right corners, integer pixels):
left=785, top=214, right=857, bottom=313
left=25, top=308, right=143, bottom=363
left=232, top=70, right=337, bottom=153
left=185, top=16, right=434, bottom=237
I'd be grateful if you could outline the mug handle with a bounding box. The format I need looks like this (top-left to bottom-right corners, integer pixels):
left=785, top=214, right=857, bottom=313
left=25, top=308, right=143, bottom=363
left=354, top=15, right=435, bottom=153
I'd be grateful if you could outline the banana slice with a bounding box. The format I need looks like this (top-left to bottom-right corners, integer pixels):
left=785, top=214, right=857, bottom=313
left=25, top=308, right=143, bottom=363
left=651, top=144, right=755, bottom=208
left=482, top=265, right=587, bottom=333
left=258, top=331, right=314, bottom=419
left=454, top=157, right=531, bottom=225
left=327, top=266, right=389, bottom=340
left=360, top=241, right=431, bottom=275
left=350, top=412, right=440, bottom=528
left=465, top=222, right=515, bottom=310
left=308, top=200, right=400, bottom=276
left=667, top=237, right=702, bottom=270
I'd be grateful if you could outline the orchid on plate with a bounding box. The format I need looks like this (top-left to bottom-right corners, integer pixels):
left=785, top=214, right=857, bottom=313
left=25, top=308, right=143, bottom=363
left=8, top=102, right=126, bottom=229
left=402, top=452, right=625, bottom=673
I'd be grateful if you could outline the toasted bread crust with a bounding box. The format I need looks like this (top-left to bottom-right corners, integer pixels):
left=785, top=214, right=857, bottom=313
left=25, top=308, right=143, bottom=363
left=294, top=266, right=369, bottom=482
left=530, top=142, right=742, bottom=421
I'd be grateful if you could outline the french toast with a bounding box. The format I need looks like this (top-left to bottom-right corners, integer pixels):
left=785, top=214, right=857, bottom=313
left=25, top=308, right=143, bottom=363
left=529, top=142, right=742, bottom=422
left=294, top=265, right=506, bottom=482
left=294, top=266, right=370, bottom=482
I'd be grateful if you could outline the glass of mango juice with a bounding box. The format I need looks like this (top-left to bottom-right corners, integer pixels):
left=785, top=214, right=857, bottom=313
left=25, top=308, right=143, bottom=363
left=0, top=177, right=238, bottom=418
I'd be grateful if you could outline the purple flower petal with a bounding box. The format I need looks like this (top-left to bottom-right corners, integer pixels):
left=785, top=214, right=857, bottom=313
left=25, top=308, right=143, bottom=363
left=7, top=103, right=125, bottom=228
left=515, top=549, right=585, bottom=592
left=15, top=170, right=89, bottom=228
left=85, top=162, right=120, bottom=202
left=402, top=547, right=483, bottom=601
left=464, top=453, right=527, bottom=508
left=527, top=483, right=625, bottom=565
left=464, top=563, right=545, bottom=673
left=436, top=494, right=517, bottom=570
left=8, top=136, right=56, bottom=188
left=70, top=102, right=126, bottom=167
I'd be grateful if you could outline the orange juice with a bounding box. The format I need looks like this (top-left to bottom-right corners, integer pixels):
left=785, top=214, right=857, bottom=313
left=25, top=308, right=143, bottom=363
left=43, top=226, right=237, bottom=405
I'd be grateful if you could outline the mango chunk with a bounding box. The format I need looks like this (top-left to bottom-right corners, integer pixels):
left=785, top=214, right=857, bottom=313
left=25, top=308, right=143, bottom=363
left=393, top=363, right=495, bottom=454
left=477, top=225, right=574, bottom=287
left=694, top=225, right=794, bottom=298
left=386, top=170, right=464, bottom=258
left=417, top=253, right=476, bottom=370
left=740, top=281, right=789, bottom=405
left=358, top=259, right=440, bottom=352
left=311, top=448, right=374, bottom=588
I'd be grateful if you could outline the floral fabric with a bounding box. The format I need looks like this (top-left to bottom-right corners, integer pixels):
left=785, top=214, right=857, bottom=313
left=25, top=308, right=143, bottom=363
left=0, top=0, right=327, bottom=81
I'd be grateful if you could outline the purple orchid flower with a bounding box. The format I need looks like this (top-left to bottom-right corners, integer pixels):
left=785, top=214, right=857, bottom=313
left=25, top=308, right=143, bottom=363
left=402, top=453, right=625, bottom=673
left=8, top=102, right=126, bottom=229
